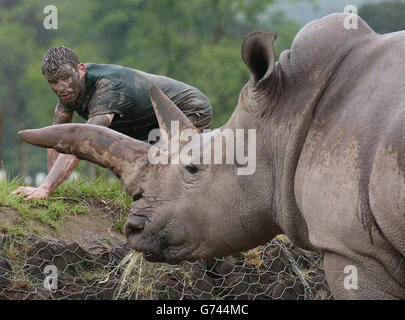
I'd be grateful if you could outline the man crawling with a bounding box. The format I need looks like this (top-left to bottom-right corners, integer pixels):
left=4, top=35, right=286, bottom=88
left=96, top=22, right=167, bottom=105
left=13, top=45, right=213, bottom=200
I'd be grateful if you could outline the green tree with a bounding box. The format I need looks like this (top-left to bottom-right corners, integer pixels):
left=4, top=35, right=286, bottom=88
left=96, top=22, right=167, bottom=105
left=360, top=0, right=405, bottom=33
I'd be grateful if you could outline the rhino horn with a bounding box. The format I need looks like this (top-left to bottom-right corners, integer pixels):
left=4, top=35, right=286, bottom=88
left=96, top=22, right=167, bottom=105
left=149, top=85, right=199, bottom=139
left=242, top=31, right=277, bottom=86
left=18, top=123, right=150, bottom=179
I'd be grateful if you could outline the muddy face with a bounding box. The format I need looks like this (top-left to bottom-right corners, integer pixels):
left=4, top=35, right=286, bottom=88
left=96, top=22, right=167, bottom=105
left=45, top=64, right=85, bottom=104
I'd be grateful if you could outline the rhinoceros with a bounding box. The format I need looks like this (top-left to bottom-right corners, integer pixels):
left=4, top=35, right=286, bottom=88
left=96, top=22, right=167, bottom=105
left=19, top=13, right=405, bottom=299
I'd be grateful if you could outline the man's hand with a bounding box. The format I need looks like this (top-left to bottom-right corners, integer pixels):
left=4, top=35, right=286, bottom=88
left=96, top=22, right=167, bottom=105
left=13, top=153, right=80, bottom=200
left=12, top=185, right=51, bottom=200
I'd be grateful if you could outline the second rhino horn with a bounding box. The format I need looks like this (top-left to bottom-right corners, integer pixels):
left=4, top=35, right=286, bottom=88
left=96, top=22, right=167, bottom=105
left=149, top=85, right=199, bottom=139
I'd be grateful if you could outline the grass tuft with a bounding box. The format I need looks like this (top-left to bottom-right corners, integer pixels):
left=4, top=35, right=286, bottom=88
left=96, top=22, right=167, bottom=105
left=0, top=175, right=131, bottom=234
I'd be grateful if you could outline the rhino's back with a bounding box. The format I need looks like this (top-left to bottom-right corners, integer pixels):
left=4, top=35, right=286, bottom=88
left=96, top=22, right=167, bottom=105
left=294, top=27, right=405, bottom=255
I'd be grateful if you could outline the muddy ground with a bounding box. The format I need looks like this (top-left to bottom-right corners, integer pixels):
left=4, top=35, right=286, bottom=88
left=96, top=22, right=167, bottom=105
left=0, top=197, right=129, bottom=299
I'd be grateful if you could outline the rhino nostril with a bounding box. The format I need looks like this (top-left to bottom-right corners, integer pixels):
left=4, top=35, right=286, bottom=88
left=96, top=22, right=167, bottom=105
left=124, top=215, right=146, bottom=236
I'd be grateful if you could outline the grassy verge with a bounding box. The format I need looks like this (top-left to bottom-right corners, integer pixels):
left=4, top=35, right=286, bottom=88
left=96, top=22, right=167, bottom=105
left=0, top=176, right=132, bottom=236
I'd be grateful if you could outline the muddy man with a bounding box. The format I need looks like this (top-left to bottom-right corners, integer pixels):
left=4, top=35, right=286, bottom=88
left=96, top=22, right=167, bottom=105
left=13, top=46, right=212, bottom=200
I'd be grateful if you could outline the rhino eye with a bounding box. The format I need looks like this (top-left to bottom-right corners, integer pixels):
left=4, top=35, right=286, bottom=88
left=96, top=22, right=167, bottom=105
left=133, top=191, right=144, bottom=201
left=185, top=164, right=198, bottom=174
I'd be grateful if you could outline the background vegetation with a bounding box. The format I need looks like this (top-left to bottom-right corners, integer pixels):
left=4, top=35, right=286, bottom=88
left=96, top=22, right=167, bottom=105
left=0, top=0, right=403, bottom=180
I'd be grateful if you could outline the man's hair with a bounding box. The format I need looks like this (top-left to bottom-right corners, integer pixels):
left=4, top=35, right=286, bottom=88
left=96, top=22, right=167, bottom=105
left=41, top=45, right=80, bottom=75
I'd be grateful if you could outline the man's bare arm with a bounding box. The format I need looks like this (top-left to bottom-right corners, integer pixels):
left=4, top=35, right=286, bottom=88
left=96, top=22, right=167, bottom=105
left=48, top=107, right=74, bottom=171
left=13, top=113, right=115, bottom=200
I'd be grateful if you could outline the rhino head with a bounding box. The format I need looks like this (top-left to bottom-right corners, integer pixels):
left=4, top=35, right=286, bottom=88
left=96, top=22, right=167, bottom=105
left=19, top=31, right=289, bottom=264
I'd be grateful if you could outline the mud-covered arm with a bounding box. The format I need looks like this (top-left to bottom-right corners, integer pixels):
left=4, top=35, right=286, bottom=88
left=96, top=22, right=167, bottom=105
left=13, top=113, right=115, bottom=200
left=47, top=104, right=74, bottom=171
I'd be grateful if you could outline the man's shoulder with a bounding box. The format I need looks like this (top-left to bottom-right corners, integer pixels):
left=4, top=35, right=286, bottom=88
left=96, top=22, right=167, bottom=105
left=85, top=63, right=147, bottom=85
left=84, top=63, right=180, bottom=83
left=84, top=63, right=130, bottom=76
left=84, top=63, right=198, bottom=97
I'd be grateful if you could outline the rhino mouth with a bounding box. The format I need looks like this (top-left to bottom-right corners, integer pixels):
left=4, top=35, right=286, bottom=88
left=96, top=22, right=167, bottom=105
left=125, top=229, right=166, bottom=261
left=126, top=230, right=194, bottom=264
left=143, top=250, right=166, bottom=263
left=124, top=215, right=195, bottom=264
left=125, top=226, right=179, bottom=264
left=128, top=235, right=188, bottom=264
left=143, top=251, right=158, bottom=260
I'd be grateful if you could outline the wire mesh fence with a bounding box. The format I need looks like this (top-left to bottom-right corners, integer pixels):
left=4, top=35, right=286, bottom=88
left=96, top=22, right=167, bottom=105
left=0, top=232, right=333, bottom=300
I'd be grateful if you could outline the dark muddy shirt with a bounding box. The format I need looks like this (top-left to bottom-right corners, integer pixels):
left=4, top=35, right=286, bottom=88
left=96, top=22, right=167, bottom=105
left=57, top=63, right=212, bottom=140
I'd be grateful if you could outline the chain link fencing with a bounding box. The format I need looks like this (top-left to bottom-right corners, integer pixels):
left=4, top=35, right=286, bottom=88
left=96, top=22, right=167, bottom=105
left=0, top=232, right=333, bottom=300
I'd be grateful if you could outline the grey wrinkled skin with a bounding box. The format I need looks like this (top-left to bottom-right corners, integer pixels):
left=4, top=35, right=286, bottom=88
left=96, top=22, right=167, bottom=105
left=19, top=14, right=405, bottom=299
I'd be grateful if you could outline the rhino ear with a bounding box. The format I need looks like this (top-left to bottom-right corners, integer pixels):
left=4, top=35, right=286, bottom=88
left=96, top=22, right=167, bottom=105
left=242, top=31, right=277, bottom=86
